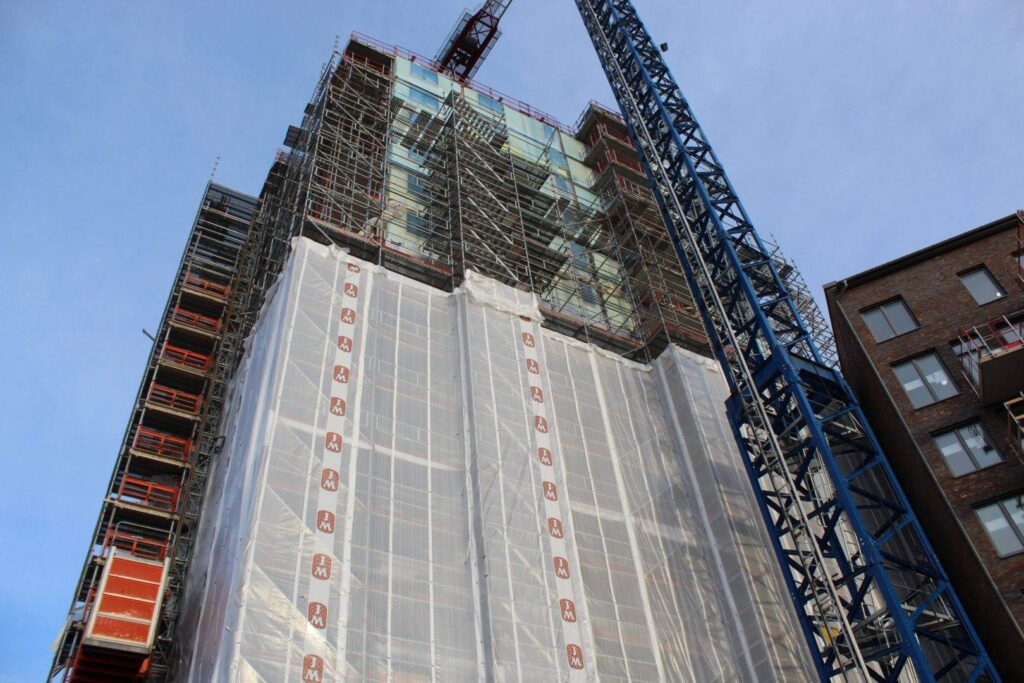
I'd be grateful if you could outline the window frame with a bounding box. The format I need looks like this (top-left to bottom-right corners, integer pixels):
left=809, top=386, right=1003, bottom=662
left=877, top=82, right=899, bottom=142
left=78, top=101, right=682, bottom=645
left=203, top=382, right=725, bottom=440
left=958, top=265, right=1006, bottom=305
left=931, top=421, right=1003, bottom=477
left=860, top=297, right=919, bottom=342
left=891, top=351, right=959, bottom=408
left=406, top=210, right=431, bottom=239
left=975, top=495, right=1024, bottom=558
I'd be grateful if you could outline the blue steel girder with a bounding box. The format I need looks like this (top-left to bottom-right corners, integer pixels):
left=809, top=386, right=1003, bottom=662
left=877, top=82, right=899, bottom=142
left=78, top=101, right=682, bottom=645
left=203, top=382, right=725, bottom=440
left=574, top=0, right=998, bottom=681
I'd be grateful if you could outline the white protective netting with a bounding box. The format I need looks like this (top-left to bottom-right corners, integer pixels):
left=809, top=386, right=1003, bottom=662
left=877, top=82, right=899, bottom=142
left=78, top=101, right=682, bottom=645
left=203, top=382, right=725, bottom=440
left=175, top=237, right=813, bottom=682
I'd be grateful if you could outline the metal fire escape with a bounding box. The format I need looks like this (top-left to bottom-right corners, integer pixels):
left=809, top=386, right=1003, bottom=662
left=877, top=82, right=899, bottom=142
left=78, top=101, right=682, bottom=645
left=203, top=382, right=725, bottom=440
left=573, top=0, right=999, bottom=681
left=435, top=0, right=512, bottom=80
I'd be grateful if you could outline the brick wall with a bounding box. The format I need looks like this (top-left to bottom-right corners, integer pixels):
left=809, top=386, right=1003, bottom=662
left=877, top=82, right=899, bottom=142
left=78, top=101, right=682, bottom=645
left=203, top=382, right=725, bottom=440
left=825, top=217, right=1024, bottom=678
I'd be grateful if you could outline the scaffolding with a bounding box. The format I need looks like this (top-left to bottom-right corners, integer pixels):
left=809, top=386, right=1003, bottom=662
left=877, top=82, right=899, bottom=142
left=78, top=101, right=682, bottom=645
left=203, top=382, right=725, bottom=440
left=247, top=35, right=709, bottom=364
left=50, top=184, right=256, bottom=683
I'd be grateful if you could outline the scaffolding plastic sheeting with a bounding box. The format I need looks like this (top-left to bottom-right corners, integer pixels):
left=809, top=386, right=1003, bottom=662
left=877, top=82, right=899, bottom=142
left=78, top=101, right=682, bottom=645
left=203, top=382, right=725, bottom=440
left=175, top=237, right=814, bottom=682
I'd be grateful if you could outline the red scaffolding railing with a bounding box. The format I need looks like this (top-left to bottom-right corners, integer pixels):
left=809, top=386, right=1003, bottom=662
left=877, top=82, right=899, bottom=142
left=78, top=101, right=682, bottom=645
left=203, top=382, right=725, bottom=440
left=116, top=476, right=180, bottom=513
left=593, top=147, right=645, bottom=177
left=183, top=271, right=230, bottom=299
left=587, top=122, right=633, bottom=149
left=146, top=384, right=202, bottom=415
left=160, top=343, right=212, bottom=372
left=132, top=427, right=191, bottom=463
left=102, top=523, right=172, bottom=562
left=171, top=306, right=222, bottom=334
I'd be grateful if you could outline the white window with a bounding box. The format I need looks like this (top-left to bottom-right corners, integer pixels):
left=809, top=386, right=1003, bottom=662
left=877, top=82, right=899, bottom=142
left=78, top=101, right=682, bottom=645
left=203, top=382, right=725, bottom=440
left=959, top=267, right=1005, bottom=305
left=975, top=496, right=1024, bottom=557
left=892, top=353, right=957, bottom=408
left=861, top=298, right=918, bottom=342
left=933, top=423, right=1002, bottom=476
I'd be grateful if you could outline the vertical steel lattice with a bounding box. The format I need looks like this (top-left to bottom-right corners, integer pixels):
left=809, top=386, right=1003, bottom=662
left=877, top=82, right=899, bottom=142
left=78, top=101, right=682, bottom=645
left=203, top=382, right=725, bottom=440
left=575, top=1, right=999, bottom=681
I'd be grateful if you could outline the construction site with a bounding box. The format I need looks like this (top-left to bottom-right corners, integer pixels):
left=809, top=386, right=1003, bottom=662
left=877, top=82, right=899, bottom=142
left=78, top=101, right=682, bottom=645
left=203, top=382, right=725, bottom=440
left=48, top=1, right=1005, bottom=682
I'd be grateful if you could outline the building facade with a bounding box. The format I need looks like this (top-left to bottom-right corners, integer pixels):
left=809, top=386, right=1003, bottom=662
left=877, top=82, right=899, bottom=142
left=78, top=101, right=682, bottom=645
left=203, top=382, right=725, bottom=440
left=825, top=213, right=1024, bottom=677
left=53, top=34, right=831, bottom=682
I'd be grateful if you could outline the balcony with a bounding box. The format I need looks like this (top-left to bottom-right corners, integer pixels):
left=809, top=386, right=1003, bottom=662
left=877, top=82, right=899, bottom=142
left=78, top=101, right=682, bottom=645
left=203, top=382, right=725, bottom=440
left=955, top=311, right=1024, bottom=404
left=1005, top=394, right=1024, bottom=463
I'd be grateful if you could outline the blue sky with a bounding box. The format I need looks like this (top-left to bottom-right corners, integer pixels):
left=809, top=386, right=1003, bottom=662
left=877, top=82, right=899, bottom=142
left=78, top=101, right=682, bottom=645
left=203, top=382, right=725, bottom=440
left=1, top=1, right=1021, bottom=680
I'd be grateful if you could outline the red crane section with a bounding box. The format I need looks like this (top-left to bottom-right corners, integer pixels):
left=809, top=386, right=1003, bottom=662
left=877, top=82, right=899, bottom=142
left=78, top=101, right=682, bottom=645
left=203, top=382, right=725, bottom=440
left=435, top=0, right=512, bottom=80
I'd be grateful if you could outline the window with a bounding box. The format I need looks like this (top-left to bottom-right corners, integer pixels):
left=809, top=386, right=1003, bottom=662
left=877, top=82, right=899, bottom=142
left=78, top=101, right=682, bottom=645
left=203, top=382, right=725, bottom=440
left=892, top=353, right=958, bottom=408
left=410, top=63, right=438, bottom=85
left=407, top=147, right=427, bottom=165
left=580, top=283, right=599, bottom=306
left=570, top=242, right=589, bottom=269
left=553, top=175, right=570, bottom=193
left=477, top=92, right=503, bottom=114
left=959, top=266, right=1005, bottom=305
left=549, top=149, right=568, bottom=169
left=407, top=174, right=428, bottom=201
left=409, top=89, right=439, bottom=110
left=406, top=211, right=430, bottom=239
left=975, top=496, right=1024, bottom=557
left=861, top=298, right=918, bottom=342
left=933, top=423, right=1002, bottom=476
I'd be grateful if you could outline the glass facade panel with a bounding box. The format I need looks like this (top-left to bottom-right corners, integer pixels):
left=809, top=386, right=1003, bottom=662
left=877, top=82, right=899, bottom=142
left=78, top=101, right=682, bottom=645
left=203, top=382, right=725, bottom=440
left=411, top=63, right=438, bottom=85
left=409, top=89, right=440, bottom=110
left=959, top=267, right=1005, bottom=305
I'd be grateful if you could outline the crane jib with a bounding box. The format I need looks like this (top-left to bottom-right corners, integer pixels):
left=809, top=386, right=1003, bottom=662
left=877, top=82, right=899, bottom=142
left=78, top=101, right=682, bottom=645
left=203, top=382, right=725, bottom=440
left=574, top=0, right=999, bottom=681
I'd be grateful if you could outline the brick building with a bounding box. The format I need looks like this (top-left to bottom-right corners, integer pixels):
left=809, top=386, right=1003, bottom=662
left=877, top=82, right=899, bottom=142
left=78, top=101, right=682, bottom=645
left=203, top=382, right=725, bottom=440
left=824, top=212, right=1024, bottom=677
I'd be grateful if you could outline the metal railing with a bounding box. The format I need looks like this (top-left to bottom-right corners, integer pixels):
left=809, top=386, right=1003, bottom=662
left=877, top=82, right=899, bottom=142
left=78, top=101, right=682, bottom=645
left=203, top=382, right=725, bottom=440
left=956, top=311, right=1024, bottom=396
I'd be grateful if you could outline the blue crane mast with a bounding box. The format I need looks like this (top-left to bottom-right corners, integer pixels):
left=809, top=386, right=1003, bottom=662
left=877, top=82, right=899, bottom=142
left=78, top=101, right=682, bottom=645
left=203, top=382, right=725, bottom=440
left=572, top=1, right=999, bottom=681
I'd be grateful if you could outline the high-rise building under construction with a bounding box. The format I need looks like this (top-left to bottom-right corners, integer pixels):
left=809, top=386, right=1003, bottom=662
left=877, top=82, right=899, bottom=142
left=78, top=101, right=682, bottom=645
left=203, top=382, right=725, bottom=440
left=50, top=28, right=857, bottom=683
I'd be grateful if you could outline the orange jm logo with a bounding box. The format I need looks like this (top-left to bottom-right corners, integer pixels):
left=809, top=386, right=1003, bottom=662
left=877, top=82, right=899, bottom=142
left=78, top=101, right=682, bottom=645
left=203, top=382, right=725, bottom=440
left=526, top=359, right=540, bottom=374
left=333, top=365, right=350, bottom=383
left=325, top=432, right=343, bottom=453
left=321, top=468, right=339, bottom=491
left=337, top=336, right=353, bottom=352
left=344, top=282, right=359, bottom=297
left=347, top=262, right=360, bottom=273
left=538, top=447, right=553, bottom=466
left=566, top=644, right=584, bottom=670
left=548, top=517, right=563, bottom=539
left=317, top=510, right=335, bottom=533
left=530, top=386, right=544, bottom=403
left=553, top=556, right=570, bottom=579
left=302, top=655, right=324, bottom=681
left=330, top=397, right=347, bottom=416
left=560, top=598, right=577, bottom=623
left=307, top=601, right=327, bottom=629
left=340, top=308, right=357, bottom=324
left=534, top=416, right=548, bottom=433
left=543, top=481, right=558, bottom=501
left=312, top=553, right=332, bottom=580
left=522, top=332, right=535, bottom=347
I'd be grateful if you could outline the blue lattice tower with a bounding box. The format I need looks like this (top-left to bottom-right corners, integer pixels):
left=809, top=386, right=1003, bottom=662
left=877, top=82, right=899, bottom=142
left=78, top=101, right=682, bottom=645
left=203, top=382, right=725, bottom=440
left=574, top=1, right=999, bottom=680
